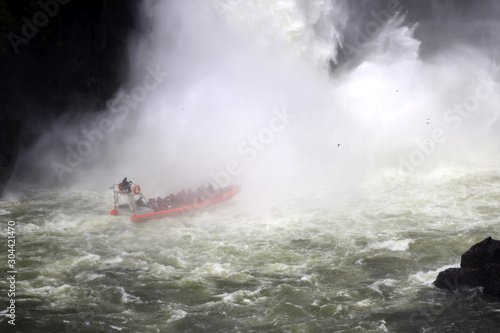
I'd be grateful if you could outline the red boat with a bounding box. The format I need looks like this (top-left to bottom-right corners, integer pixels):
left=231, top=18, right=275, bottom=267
left=109, top=182, right=240, bottom=222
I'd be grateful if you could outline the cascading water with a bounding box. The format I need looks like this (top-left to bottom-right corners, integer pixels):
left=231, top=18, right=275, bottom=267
left=2, top=0, right=500, bottom=332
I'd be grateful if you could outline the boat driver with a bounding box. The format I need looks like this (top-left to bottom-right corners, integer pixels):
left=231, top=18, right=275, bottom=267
left=121, top=177, right=131, bottom=193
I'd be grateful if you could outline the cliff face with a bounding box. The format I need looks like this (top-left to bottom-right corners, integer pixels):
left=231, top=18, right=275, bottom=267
left=0, top=0, right=138, bottom=126
left=0, top=0, right=139, bottom=193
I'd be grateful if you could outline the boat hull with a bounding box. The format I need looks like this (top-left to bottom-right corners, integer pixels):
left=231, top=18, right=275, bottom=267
left=131, top=187, right=240, bottom=222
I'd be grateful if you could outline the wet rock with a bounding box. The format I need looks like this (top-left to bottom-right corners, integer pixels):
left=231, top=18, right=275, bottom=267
left=434, top=237, right=500, bottom=297
left=0, top=120, right=21, bottom=198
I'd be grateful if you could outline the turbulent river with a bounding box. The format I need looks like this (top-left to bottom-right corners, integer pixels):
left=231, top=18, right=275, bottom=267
left=3, top=0, right=500, bottom=332
left=1, top=167, right=499, bottom=332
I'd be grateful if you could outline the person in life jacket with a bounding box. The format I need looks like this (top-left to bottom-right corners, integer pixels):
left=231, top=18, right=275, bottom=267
left=121, top=177, right=131, bottom=193
left=136, top=197, right=146, bottom=207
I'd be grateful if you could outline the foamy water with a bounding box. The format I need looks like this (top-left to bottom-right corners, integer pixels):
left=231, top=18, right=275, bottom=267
left=3, top=0, right=500, bottom=331
left=1, top=167, right=499, bottom=331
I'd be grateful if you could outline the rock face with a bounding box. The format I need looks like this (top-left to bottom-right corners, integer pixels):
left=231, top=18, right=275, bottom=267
left=0, top=1, right=138, bottom=187
left=0, top=0, right=137, bottom=124
left=0, top=120, right=21, bottom=198
left=434, top=237, right=500, bottom=297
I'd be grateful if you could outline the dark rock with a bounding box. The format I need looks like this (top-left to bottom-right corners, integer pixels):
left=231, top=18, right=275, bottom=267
left=0, top=120, right=21, bottom=198
left=434, top=237, right=500, bottom=297
left=0, top=0, right=139, bottom=188
left=0, top=0, right=138, bottom=131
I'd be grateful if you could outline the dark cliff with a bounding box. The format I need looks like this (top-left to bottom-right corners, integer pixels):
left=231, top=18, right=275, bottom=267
left=0, top=0, right=139, bottom=194
left=1, top=0, right=138, bottom=121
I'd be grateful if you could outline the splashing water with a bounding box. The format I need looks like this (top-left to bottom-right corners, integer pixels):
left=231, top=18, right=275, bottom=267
left=3, top=0, right=500, bottom=332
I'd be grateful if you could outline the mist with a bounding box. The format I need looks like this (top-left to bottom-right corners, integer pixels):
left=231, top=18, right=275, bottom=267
left=14, top=0, right=500, bottom=203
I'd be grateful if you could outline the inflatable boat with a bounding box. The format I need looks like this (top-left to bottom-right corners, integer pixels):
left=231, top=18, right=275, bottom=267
left=110, top=182, right=239, bottom=222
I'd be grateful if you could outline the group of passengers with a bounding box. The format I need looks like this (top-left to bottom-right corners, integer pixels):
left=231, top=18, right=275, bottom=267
left=146, top=183, right=218, bottom=212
